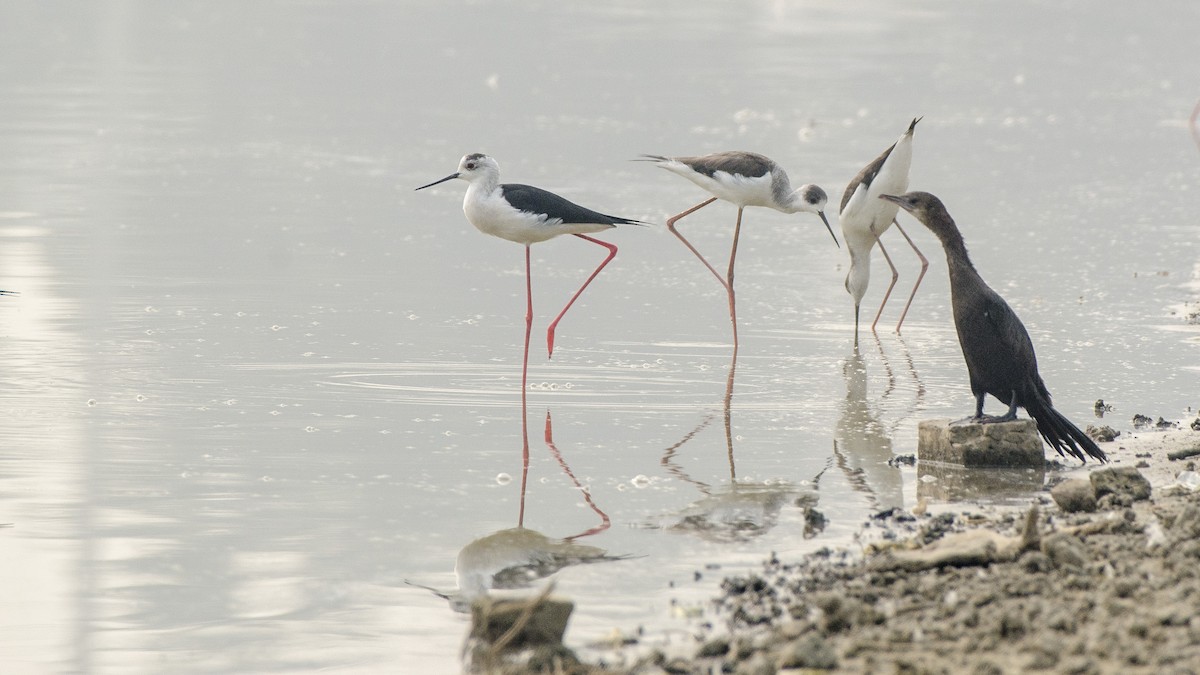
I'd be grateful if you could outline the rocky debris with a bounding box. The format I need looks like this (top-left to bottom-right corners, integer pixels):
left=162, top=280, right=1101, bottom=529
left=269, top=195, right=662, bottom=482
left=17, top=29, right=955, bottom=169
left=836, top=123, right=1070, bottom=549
left=1050, top=477, right=1098, bottom=513
left=1085, top=424, right=1119, bottom=442
left=578, top=464, right=1200, bottom=675
left=1132, top=413, right=1154, bottom=428
left=1093, top=399, right=1114, bottom=416
left=1167, top=443, right=1200, bottom=461
left=1131, top=414, right=1179, bottom=430
left=1090, top=466, right=1152, bottom=503
left=917, top=418, right=1044, bottom=467
left=466, top=586, right=604, bottom=674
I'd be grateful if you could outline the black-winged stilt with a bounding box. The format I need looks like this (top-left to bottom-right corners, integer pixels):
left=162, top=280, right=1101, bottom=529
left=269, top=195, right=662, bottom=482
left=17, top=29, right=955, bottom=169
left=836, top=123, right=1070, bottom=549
left=840, top=118, right=927, bottom=340
left=638, top=151, right=837, bottom=352
left=416, top=153, right=645, bottom=394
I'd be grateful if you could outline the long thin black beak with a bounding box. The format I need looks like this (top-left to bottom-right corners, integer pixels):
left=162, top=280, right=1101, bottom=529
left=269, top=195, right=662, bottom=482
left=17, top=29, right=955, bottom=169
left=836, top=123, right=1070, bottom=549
left=415, top=173, right=460, bottom=191
left=817, top=211, right=839, bottom=248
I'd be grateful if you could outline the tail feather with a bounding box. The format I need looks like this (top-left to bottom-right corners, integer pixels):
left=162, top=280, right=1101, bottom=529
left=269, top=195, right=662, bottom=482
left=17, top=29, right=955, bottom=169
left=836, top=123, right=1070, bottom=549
left=1025, top=396, right=1108, bottom=463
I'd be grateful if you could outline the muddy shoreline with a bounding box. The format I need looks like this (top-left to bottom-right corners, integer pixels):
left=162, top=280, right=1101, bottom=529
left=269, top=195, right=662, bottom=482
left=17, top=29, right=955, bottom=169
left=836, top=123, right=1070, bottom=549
left=471, top=423, right=1200, bottom=674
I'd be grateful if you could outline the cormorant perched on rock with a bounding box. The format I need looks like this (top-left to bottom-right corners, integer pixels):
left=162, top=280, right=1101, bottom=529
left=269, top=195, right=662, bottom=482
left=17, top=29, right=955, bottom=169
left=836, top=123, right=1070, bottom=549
left=879, top=191, right=1107, bottom=463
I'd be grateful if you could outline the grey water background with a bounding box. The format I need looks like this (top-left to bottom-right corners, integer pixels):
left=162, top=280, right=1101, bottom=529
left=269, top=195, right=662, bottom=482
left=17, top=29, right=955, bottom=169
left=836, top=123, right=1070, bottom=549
left=0, top=1, right=1197, bottom=672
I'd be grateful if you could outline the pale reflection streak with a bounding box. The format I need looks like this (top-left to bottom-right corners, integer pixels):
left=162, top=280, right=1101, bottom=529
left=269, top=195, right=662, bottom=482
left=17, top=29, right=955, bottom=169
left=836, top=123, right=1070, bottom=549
left=411, top=405, right=623, bottom=613
left=831, top=334, right=925, bottom=511
left=654, top=351, right=818, bottom=542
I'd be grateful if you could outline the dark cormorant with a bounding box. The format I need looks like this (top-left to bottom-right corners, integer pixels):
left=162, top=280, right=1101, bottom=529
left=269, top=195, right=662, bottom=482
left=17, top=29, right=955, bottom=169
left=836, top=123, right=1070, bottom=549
left=879, top=191, right=1107, bottom=463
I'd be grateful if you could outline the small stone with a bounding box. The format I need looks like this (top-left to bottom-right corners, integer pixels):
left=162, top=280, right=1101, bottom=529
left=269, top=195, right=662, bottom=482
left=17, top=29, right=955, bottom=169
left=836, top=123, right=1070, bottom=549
left=734, top=652, right=774, bottom=675
left=1090, top=467, right=1152, bottom=502
left=1170, top=504, right=1200, bottom=539
left=1085, top=424, right=1119, bottom=442
left=469, top=595, right=574, bottom=651
left=1042, top=532, right=1089, bottom=570
left=776, top=634, right=838, bottom=670
left=1051, top=478, right=1097, bottom=513
left=696, top=636, right=730, bottom=658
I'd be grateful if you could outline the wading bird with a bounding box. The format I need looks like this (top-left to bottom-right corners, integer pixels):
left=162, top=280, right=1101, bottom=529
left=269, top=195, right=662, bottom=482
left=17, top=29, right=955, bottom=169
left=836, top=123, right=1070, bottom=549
left=840, top=118, right=927, bottom=339
left=416, top=153, right=645, bottom=394
left=638, top=152, right=837, bottom=352
left=879, top=191, right=1107, bottom=463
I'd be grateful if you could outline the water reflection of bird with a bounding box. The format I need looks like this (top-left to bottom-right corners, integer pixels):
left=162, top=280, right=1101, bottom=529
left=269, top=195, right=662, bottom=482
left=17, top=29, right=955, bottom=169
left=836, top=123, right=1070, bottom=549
left=880, top=191, right=1107, bottom=463
left=840, top=119, right=928, bottom=339
left=406, top=411, right=626, bottom=612
left=1190, top=100, right=1200, bottom=152
left=637, top=152, right=838, bottom=353
left=656, top=368, right=821, bottom=542
left=833, top=346, right=904, bottom=511
left=415, top=153, right=646, bottom=396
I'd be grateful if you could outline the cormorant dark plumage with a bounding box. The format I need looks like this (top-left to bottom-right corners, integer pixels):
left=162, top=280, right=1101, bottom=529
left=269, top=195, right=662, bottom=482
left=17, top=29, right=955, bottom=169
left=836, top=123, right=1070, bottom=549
left=879, top=191, right=1107, bottom=464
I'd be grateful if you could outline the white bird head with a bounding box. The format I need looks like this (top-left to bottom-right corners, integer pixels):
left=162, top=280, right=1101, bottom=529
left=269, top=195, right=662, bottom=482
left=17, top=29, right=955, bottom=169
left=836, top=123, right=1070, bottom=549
left=789, top=184, right=839, bottom=248
left=415, top=153, right=500, bottom=190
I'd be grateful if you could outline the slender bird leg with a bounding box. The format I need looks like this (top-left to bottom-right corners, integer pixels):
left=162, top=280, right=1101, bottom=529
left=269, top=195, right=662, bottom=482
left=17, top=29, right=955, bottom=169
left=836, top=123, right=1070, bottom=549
left=522, top=246, right=533, bottom=404
left=518, top=246, right=532, bottom=527
left=545, top=234, right=618, bottom=358
left=870, top=230, right=900, bottom=333
left=724, top=207, right=745, bottom=354
left=666, top=197, right=723, bottom=287
left=891, top=219, right=928, bottom=334
left=853, top=304, right=861, bottom=347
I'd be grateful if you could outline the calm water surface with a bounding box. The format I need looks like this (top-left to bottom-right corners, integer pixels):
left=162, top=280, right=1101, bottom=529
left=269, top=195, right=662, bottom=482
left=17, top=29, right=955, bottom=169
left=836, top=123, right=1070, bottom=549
left=1, top=1, right=1197, bottom=672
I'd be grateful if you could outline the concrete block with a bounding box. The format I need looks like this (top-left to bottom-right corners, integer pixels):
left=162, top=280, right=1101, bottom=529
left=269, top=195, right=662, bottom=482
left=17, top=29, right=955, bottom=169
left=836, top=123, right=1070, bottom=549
left=918, top=418, right=1044, bottom=468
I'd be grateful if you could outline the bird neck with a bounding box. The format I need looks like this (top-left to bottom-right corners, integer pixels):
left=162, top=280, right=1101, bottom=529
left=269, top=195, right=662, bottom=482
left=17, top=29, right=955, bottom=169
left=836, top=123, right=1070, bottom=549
left=935, top=226, right=982, bottom=286
left=466, top=172, right=501, bottom=199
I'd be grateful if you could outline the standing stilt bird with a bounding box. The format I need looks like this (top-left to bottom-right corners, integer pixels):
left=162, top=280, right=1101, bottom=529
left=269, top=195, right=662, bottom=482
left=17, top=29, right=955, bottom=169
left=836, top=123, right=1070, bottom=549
left=879, top=191, right=1107, bottom=463
left=637, top=152, right=837, bottom=352
left=416, top=153, right=645, bottom=393
left=840, top=118, right=928, bottom=339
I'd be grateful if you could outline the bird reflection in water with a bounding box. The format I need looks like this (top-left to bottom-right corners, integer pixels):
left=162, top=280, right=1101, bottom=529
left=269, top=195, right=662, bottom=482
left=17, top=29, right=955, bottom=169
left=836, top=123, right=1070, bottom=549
left=1190, top=100, right=1200, bottom=153
left=652, top=353, right=822, bottom=542
left=408, top=411, right=626, bottom=613
left=832, top=335, right=925, bottom=512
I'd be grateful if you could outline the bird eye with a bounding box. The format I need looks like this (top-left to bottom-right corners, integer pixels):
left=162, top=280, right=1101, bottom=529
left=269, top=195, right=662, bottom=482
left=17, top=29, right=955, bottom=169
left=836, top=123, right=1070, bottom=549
left=465, top=162, right=476, bottom=170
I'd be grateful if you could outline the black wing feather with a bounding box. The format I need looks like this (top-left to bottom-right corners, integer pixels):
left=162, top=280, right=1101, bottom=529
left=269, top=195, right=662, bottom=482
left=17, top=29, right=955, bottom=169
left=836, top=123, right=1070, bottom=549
left=501, top=183, right=644, bottom=226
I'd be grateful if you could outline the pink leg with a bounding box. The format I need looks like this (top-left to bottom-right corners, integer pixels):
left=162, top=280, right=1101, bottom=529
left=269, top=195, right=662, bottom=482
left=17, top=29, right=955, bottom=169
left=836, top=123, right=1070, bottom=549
left=517, top=409, right=530, bottom=526
left=545, top=233, right=617, bottom=358
left=518, top=246, right=532, bottom=526
left=522, top=246, right=533, bottom=398
left=891, top=219, right=928, bottom=334
left=666, top=197, right=724, bottom=288
left=544, top=411, right=611, bottom=539
left=870, top=229, right=900, bottom=333
left=725, top=207, right=744, bottom=353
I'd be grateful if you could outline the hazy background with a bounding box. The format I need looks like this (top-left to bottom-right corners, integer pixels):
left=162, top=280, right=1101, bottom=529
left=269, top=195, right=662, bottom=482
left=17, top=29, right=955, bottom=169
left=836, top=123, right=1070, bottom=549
left=1, top=1, right=1197, bottom=672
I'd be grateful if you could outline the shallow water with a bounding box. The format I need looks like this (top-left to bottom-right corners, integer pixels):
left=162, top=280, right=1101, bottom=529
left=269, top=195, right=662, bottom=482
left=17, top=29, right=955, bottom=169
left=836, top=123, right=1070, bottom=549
left=1, top=1, right=1197, bottom=672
